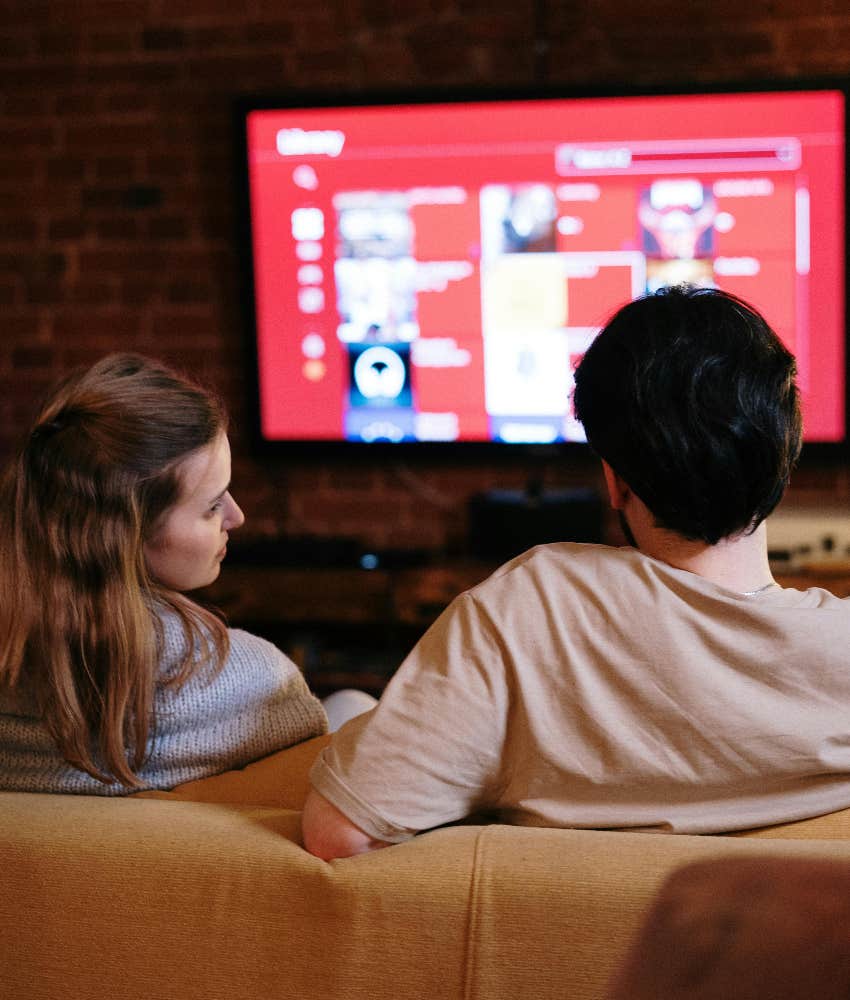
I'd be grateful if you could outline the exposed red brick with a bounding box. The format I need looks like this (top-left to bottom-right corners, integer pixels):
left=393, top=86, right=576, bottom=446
left=51, top=310, right=142, bottom=341
left=142, top=27, right=189, bottom=51
left=12, top=345, right=54, bottom=368
left=45, top=157, right=87, bottom=182
left=150, top=311, right=219, bottom=341
left=69, top=279, right=118, bottom=305
left=146, top=215, right=190, bottom=239
left=0, top=156, right=41, bottom=182
left=93, top=217, right=140, bottom=239
left=89, top=28, right=138, bottom=55
left=0, top=279, right=20, bottom=305
left=0, top=217, right=38, bottom=240
left=0, top=30, right=34, bottom=59
left=1, top=0, right=848, bottom=549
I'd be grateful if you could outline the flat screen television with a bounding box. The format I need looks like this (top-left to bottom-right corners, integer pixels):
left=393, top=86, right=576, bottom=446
left=235, top=82, right=847, bottom=454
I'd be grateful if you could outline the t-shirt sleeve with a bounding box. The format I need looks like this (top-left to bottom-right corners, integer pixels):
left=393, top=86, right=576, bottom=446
left=309, top=592, right=509, bottom=842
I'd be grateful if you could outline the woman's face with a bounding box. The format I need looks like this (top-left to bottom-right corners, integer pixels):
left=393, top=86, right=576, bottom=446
left=144, top=432, right=244, bottom=592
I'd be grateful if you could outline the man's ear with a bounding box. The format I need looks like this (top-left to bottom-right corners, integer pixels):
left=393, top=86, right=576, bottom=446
left=601, top=460, right=630, bottom=510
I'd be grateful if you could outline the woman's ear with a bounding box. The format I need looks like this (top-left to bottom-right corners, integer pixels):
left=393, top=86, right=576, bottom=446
left=601, top=460, right=631, bottom=510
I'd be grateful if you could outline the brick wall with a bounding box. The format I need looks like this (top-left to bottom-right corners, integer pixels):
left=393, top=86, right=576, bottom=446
left=1, top=1, right=849, bottom=553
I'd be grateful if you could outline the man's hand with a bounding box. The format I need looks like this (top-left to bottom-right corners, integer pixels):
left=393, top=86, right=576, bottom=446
left=302, top=789, right=391, bottom=860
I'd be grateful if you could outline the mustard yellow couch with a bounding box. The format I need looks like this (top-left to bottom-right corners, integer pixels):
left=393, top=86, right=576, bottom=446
left=6, top=733, right=850, bottom=1000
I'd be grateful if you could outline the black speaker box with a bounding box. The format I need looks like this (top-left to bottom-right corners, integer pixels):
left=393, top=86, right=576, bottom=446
left=468, top=487, right=603, bottom=563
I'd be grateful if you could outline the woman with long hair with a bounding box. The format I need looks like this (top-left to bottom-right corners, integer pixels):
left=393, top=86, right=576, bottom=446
left=0, top=352, right=333, bottom=793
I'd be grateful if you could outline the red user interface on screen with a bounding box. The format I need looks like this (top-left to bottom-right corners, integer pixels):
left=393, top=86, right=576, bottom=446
left=244, top=89, right=846, bottom=444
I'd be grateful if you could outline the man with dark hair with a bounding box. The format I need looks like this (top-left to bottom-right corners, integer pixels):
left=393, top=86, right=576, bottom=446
left=574, top=285, right=802, bottom=547
left=303, top=285, right=850, bottom=860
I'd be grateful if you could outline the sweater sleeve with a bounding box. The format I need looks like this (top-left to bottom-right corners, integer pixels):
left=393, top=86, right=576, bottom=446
left=142, top=623, right=329, bottom=788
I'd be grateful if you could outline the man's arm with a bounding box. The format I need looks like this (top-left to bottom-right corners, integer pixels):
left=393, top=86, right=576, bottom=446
left=301, top=788, right=391, bottom=860
left=303, top=593, right=506, bottom=857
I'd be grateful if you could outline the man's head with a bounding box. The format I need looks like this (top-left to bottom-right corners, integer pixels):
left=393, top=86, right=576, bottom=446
left=572, top=285, right=802, bottom=545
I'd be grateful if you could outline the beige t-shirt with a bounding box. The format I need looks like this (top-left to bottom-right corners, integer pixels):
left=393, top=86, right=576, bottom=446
left=310, top=543, right=850, bottom=840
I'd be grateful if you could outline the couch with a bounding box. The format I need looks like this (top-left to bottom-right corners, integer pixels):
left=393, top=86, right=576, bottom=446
left=6, top=732, right=850, bottom=1000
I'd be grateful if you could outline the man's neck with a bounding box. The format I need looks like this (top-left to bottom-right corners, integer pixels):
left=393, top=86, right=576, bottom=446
left=625, top=502, right=775, bottom=595
left=604, top=462, right=776, bottom=594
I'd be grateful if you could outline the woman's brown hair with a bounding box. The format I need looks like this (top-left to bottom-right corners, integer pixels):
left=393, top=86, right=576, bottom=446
left=0, top=353, right=230, bottom=786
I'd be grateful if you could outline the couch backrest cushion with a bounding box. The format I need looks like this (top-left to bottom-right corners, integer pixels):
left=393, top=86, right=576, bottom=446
left=733, top=804, right=850, bottom=839
left=133, top=732, right=331, bottom=809
left=10, top=792, right=850, bottom=1000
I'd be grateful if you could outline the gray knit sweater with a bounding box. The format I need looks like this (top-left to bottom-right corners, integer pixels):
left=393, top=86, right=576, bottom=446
left=0, top=610, right=328, bottom=794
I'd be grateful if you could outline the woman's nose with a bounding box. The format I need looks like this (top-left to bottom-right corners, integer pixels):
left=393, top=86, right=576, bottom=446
left=226, top=495, right=245, bottom=529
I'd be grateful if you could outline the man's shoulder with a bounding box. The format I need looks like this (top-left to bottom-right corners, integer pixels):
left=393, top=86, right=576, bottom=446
left=479, top=541, right=636, bottom=588
left=459, top=543, right=643, bottom=616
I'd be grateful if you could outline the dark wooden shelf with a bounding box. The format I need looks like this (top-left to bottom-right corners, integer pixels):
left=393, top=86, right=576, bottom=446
left=196, top=560, right=497, bottom=693
left=198, top=560, right=497, bottom=630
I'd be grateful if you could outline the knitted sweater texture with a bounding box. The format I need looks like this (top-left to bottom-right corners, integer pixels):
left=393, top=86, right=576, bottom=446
left=0, top=610, right=328, bottom=794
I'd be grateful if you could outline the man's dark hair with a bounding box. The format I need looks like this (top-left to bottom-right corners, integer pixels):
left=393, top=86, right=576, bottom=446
left=572, top=285, right=802, bottom=545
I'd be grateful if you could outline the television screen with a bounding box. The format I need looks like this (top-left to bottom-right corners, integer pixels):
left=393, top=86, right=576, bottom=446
left=237, top=84, right=847, bottom=449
